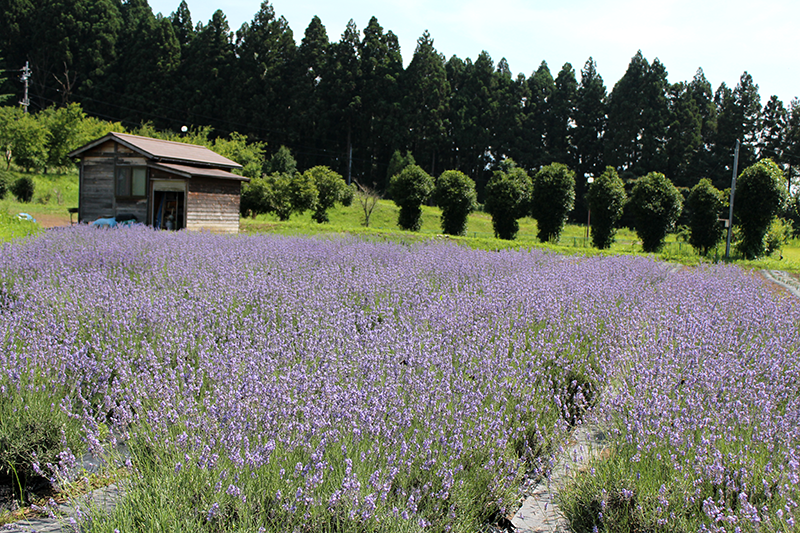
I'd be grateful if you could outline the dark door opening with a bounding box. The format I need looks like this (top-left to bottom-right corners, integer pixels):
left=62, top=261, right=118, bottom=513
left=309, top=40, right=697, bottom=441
left=153, top=190, right=185, bottom=230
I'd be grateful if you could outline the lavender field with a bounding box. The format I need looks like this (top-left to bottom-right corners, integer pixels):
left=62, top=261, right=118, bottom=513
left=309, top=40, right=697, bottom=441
left=0, top=227, right=798, bottom=532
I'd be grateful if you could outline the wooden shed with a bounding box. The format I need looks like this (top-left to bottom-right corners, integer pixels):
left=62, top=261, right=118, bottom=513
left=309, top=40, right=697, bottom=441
left=68, top=132, right=248, bottom=233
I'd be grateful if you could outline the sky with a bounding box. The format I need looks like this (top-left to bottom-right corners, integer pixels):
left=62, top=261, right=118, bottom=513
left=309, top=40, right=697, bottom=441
left=147, top=0, right=800, bottom=105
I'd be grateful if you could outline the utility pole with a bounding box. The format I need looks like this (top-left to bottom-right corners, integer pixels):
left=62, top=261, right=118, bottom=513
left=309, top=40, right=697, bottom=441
left=725, top=139, right=740, bottom=260
left=19, top=61, right=31, bottom=113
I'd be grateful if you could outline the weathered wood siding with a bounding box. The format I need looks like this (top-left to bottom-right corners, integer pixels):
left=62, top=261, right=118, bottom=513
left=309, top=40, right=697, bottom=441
left=79, top=158, right=115, bottom=222
left=186, top=177, right=241, bottom=233
left=79, top=142, right=150, bottom=223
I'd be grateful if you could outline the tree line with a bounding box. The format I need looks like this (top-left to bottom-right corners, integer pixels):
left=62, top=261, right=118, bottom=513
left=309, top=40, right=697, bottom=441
left=2, top=0, right=799, bottom=204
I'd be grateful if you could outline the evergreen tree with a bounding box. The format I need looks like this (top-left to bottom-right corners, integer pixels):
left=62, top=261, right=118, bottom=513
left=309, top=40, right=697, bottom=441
left=169, top=0, right=195, bottom=50
left=92, top=0, right=180, bottom=127
left=573, top=58, right=607, bottom=219
left=493, top=60, right=528, bottom=180
left=320, top=19, right=362, bottom=181
left=386, top=150, right=415, bottom=183
left=784, top=99, right=800, bottom=194
left=177, top=10, right=237, bottom=131
left=1, top=0, right=122, bottom=108
left=665, top=82, right=703, bottom=187
left=447, top=52, right=496, bottom=184
left=289, top=16, right=329, bottom=170
left=605, top=52, right=669, bottom=176
left=523, top=61, right=555, bottom=169
left=758, top=95, right=788, bottom=166
left=401, top=31, right=450, bottom=176
left=687, top=68, right=718, bottom=180
left=234, top=2, right=296, bottom=143
left=711, top=73, right=761, bottom=189
left=548, top=63, right=577, bottom=166
left=358, top=17, right=404, bottom=189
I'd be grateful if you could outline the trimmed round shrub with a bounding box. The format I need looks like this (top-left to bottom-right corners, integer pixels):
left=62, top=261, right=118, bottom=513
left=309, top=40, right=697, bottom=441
left=531, top=163, right=575, bottom=243
left=630, top=172, right=683, bottom=253
left=587, top=166, right=626, bottom=249
left=434, top=170, right=477, bottom=236
left=734, top=159, right=787, bottom=259
left=686, top=178, right=724, bottom=256
left=389, top=165, right=434, bottom=232
left=10, top=176, right=35, bottom=203
left=484, top=165, right=532, bottom=240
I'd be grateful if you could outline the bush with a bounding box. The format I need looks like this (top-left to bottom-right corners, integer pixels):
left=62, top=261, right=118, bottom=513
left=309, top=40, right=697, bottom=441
left=483, top=161, right=532, bottom=240
left=686, top=178, right=724, bottom=256
left=304, top=166, right=350, bottom=224
left=587, top=167, right=626, bottom=249
left=0, top=377, right=84, bottom=502
left=630, top=172, right=683, bottom=253
left=10, top=176, right=35, bottom=203
left=765, top=218, right=793, bottom=256
left=389, top=165, right=434, bottom=231
left=434, top=170, right=477, bottom=236
left=531, top=163, right=575, bottom=243
left=734, top=159, right=787, bottom=259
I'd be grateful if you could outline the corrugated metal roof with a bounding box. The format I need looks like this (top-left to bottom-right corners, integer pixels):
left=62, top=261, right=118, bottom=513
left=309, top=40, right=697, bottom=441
left=69, top=132, right=243, bottom=169
left=150, top=162, right=249, bottom=181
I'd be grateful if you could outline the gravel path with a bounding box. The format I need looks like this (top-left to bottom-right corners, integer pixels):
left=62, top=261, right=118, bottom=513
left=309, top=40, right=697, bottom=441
left=762, top=269, right=800, bottom=299
left=511, top=425, right=607, bottom=533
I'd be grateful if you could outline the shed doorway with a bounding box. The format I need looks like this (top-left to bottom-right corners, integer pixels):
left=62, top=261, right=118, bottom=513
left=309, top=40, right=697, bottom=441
left=150, top=180, right=187, bottom=230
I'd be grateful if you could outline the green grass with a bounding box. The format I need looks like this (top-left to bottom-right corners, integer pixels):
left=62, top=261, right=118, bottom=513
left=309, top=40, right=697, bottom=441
left=241, top=200, right=800, bottom=273
left=0, top=170, right=79, bottom=220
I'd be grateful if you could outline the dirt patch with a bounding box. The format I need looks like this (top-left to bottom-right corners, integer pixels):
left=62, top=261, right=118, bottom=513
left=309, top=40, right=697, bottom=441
left=35, top=214, right=71, bottom=228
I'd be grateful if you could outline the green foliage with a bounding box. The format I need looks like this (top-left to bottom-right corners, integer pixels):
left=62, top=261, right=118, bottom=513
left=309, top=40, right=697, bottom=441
left=483, top=161, right=532, bottom=240
left=434, top=170, right=477, bottom=236
left=0, top=108, right=48, bottom=172
left=531, top=162, right=575, bottom=242
left=304, top=166, right=350, bottom=223
left=239, top=175, right=271, bottom=218
left=0, top=372, right=84, bottom=503
left=38, top=103, right=88, bottom=170
left=686, top=178, right=724, bottom=255
left=239, top=171, right=316, bottom=222
left=765, top=218, right=793, bottom=256
left=734, top=159, right=787, bottom=258
left=265, top=146, right=297, bottom=176
left=386, top=150, right=416, bottom=183
left=10, top=176, right=35, bottom=203
left=388, top=164, right=434, bottom=231
left=630, top=171, right=683, bottom=253
left=212, top=133, right=266, bottom=180
left=587, top=166, right=626, bottom=249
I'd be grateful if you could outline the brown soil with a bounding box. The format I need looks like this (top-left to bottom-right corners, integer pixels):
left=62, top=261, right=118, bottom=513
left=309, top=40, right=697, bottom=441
left=35, top=214, right=71, bottom=228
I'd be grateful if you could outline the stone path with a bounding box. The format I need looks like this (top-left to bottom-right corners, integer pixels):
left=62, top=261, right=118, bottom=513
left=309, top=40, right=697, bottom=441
left=511, top=425, right=607, bottom=533
left=1, top=484, right=121, bottom=533
left=762, top=269, right=800, bottom=299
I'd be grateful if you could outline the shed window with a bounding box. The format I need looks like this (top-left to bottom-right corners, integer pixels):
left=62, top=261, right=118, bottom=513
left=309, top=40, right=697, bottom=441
left=116, top=167, right=147, bottom=197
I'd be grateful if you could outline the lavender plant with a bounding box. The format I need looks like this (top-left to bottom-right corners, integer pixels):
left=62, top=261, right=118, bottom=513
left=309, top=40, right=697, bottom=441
left=0, top=227, right=797, bottom=531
